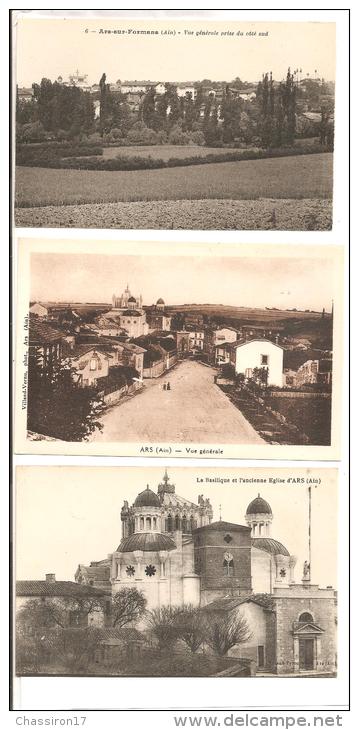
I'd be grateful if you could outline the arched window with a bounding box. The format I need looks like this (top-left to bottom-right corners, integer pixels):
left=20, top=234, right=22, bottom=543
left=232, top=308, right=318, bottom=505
left=146, top=516, right=151, bottom=530
left=153, top=517, right=157, bottom=529
left=175, top=514, right=180, bottom=530
left=182, top=514, right=187, bottom=533
left=167, top=514, right=173, bottom=532
left=223, top=552, right=234, bottom=576
left=299, top=612, right=314, bottom=623
left=140, top=516, right=144, bottom=530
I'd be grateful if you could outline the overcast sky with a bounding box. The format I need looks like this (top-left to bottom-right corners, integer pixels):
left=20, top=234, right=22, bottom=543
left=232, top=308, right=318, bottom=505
left=30, top=251, right=335, bottom=312
left=16, top=18, right=336, bottom=87
left=16, top=466, right=337, bottom=587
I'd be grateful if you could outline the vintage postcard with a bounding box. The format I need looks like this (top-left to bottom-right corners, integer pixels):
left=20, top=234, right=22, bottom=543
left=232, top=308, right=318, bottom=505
left=14, top=239, right=343, bottom=459
left=14, top=16, right=335, bottom=231
left=14, top=465, right=338, bottom=684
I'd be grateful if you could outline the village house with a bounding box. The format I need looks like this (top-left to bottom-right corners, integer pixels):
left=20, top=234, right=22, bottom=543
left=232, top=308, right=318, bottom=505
left=16, top=573, right=111, bottom=629
left=67, top=344, right=112, bottom=387
left=229, top=339, right=284, bottom=387
left=295, top=358, right=332, bottom=387
left=176, top=82, right=197, bottom=99
left=203, top=326, right=239, bottom=364
left=105, top=341, right=146, bottom=380
left=175, top=330, right=191, bottom=355
left=29, top=302, right=49, bottom=318
left=29, top=317, right=66, bottom=369
left=87, top=315, right=127, bottom=338
left=188, top=330, right=205, bottom=352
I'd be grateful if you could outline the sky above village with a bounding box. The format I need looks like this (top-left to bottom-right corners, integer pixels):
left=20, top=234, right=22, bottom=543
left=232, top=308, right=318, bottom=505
left=30, top=250, right=335, bottom=313
left=16, top=17, right=336, bottom=87
left=16, top=466, right=337, bottom=586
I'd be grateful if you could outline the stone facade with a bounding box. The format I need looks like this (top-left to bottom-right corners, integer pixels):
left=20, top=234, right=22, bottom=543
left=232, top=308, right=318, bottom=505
left=272, top=585, right=337, bottom=675
left=193, top=521, right=252, bottom=601
left=72, top=475, right=336, bottom=676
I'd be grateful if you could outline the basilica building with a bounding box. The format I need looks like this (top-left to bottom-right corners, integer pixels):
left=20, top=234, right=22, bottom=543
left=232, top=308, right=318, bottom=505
left=105, top=284, right=148, bottom=338
left=75, top=471, right=337, bottom=675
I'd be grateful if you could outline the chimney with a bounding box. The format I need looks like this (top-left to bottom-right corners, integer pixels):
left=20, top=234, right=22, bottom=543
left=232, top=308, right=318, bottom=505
left=45, top=573, right=56, bottom=583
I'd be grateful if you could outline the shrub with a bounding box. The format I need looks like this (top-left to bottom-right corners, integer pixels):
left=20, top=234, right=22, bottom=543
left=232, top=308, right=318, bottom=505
left=126, top=121, right=159, bottom=145
left=55, top=128, right=71, bottom=142
left=189, top=130, right=205, bottom=146
left=88, top=132, right=103, bottom=144
left=108, top=127, right=123, bottom=140
left=156, top=130, right=168, bottom=145
left=20, top=121, right=46, bottom=143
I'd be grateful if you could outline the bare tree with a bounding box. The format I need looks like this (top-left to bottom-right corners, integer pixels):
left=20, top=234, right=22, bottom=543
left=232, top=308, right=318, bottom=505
left=112, top=587, right=147, bottom=628
left=145, top=606, right=183, bottom=650
left=175, top=604, right=205, bottom=653
left=203, top=611, right=252, bottom=656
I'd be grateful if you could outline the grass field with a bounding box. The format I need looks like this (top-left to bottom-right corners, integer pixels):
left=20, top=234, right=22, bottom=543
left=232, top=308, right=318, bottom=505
left=15, top=153, right=333, bottom=208
left=101, top=144, right=242, bottom=160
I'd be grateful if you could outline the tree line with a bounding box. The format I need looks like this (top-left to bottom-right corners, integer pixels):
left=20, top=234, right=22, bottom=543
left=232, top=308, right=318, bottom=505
left=17, top=71, right=334, bottom=148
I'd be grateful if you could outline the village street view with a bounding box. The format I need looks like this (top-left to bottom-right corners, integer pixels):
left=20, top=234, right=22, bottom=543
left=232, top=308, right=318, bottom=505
left=27, top=272, right=334, bottom=447
left=91, top=359, right=263, bottom=444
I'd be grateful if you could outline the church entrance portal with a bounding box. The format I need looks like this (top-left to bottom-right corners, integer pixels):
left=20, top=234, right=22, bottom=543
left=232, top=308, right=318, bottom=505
left=299, top=638, right=314, bottom=670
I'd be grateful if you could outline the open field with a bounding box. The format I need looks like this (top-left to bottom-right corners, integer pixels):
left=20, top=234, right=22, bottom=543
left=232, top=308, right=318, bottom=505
left=15, top=153, right=332, bottom=208
left=166, top=304, right=329, bottom=320
left=15, top=197, right=332, bottom=230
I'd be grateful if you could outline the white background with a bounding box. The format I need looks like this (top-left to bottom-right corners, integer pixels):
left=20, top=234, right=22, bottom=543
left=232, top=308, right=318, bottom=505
left=2, top=2, right=353, bottom=727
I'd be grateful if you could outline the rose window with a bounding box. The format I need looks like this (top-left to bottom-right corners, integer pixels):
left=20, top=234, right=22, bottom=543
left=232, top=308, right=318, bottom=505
left=145, top=565, right=156, bottom=577
left=126, top=565, right=135, bottom=577
left=224, top=534, right=233, bottom=543
left=280, top=568, right=286, bottom=577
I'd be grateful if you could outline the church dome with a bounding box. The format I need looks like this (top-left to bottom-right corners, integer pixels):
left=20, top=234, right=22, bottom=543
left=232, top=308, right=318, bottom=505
left=128, top=296, right=136, bottom=303
left=134, top=486, right=161, bottom=508
left=246, top=494, right=272, bottom=515
left=251, top=537, right=289, bottom=556
left=157, top=298, right=165, bottom=305
left=117, top=532, right=176, bottom=553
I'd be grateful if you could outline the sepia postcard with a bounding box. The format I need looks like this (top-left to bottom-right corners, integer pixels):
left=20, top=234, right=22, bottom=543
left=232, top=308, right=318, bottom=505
left=14, top=16, right=335, bottom=231
left=14, top=239, right=343, bottom=459
left=14, top=465, right=338, bottom=682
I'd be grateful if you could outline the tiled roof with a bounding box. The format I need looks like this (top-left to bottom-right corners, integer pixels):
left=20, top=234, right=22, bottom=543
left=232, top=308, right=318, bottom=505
left=29, top=317, right=65, bottom=345
left=121, top=342, right=146, bottom=354
left=194, top=520, right=250, bottom=533
left=69, top=345, right=112, bottom=360
left=98, top=628, right=145, bottom=642
left=16, top=580, right=111, bottom=598
left=202, top=594, right=273, bottom=613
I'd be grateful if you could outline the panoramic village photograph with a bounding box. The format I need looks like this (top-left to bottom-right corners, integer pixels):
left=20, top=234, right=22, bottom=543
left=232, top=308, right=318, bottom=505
left=14, top=18, right=335, bottom=230
left=15, top=466, right=337, bottom=678
left=23, top=244, right=337, bottom=449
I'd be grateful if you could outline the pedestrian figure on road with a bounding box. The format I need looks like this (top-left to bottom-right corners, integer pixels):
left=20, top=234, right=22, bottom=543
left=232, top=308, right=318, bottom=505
left=163, top=383, right=166, bottom=391
left=167, top=382, right=171, bottom=391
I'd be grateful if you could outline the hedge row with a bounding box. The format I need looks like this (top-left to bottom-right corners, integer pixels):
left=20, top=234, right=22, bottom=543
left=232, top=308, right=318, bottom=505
left=16, top=143, right=332, bottom=171
left=16, top=144, right=103, bottom=165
